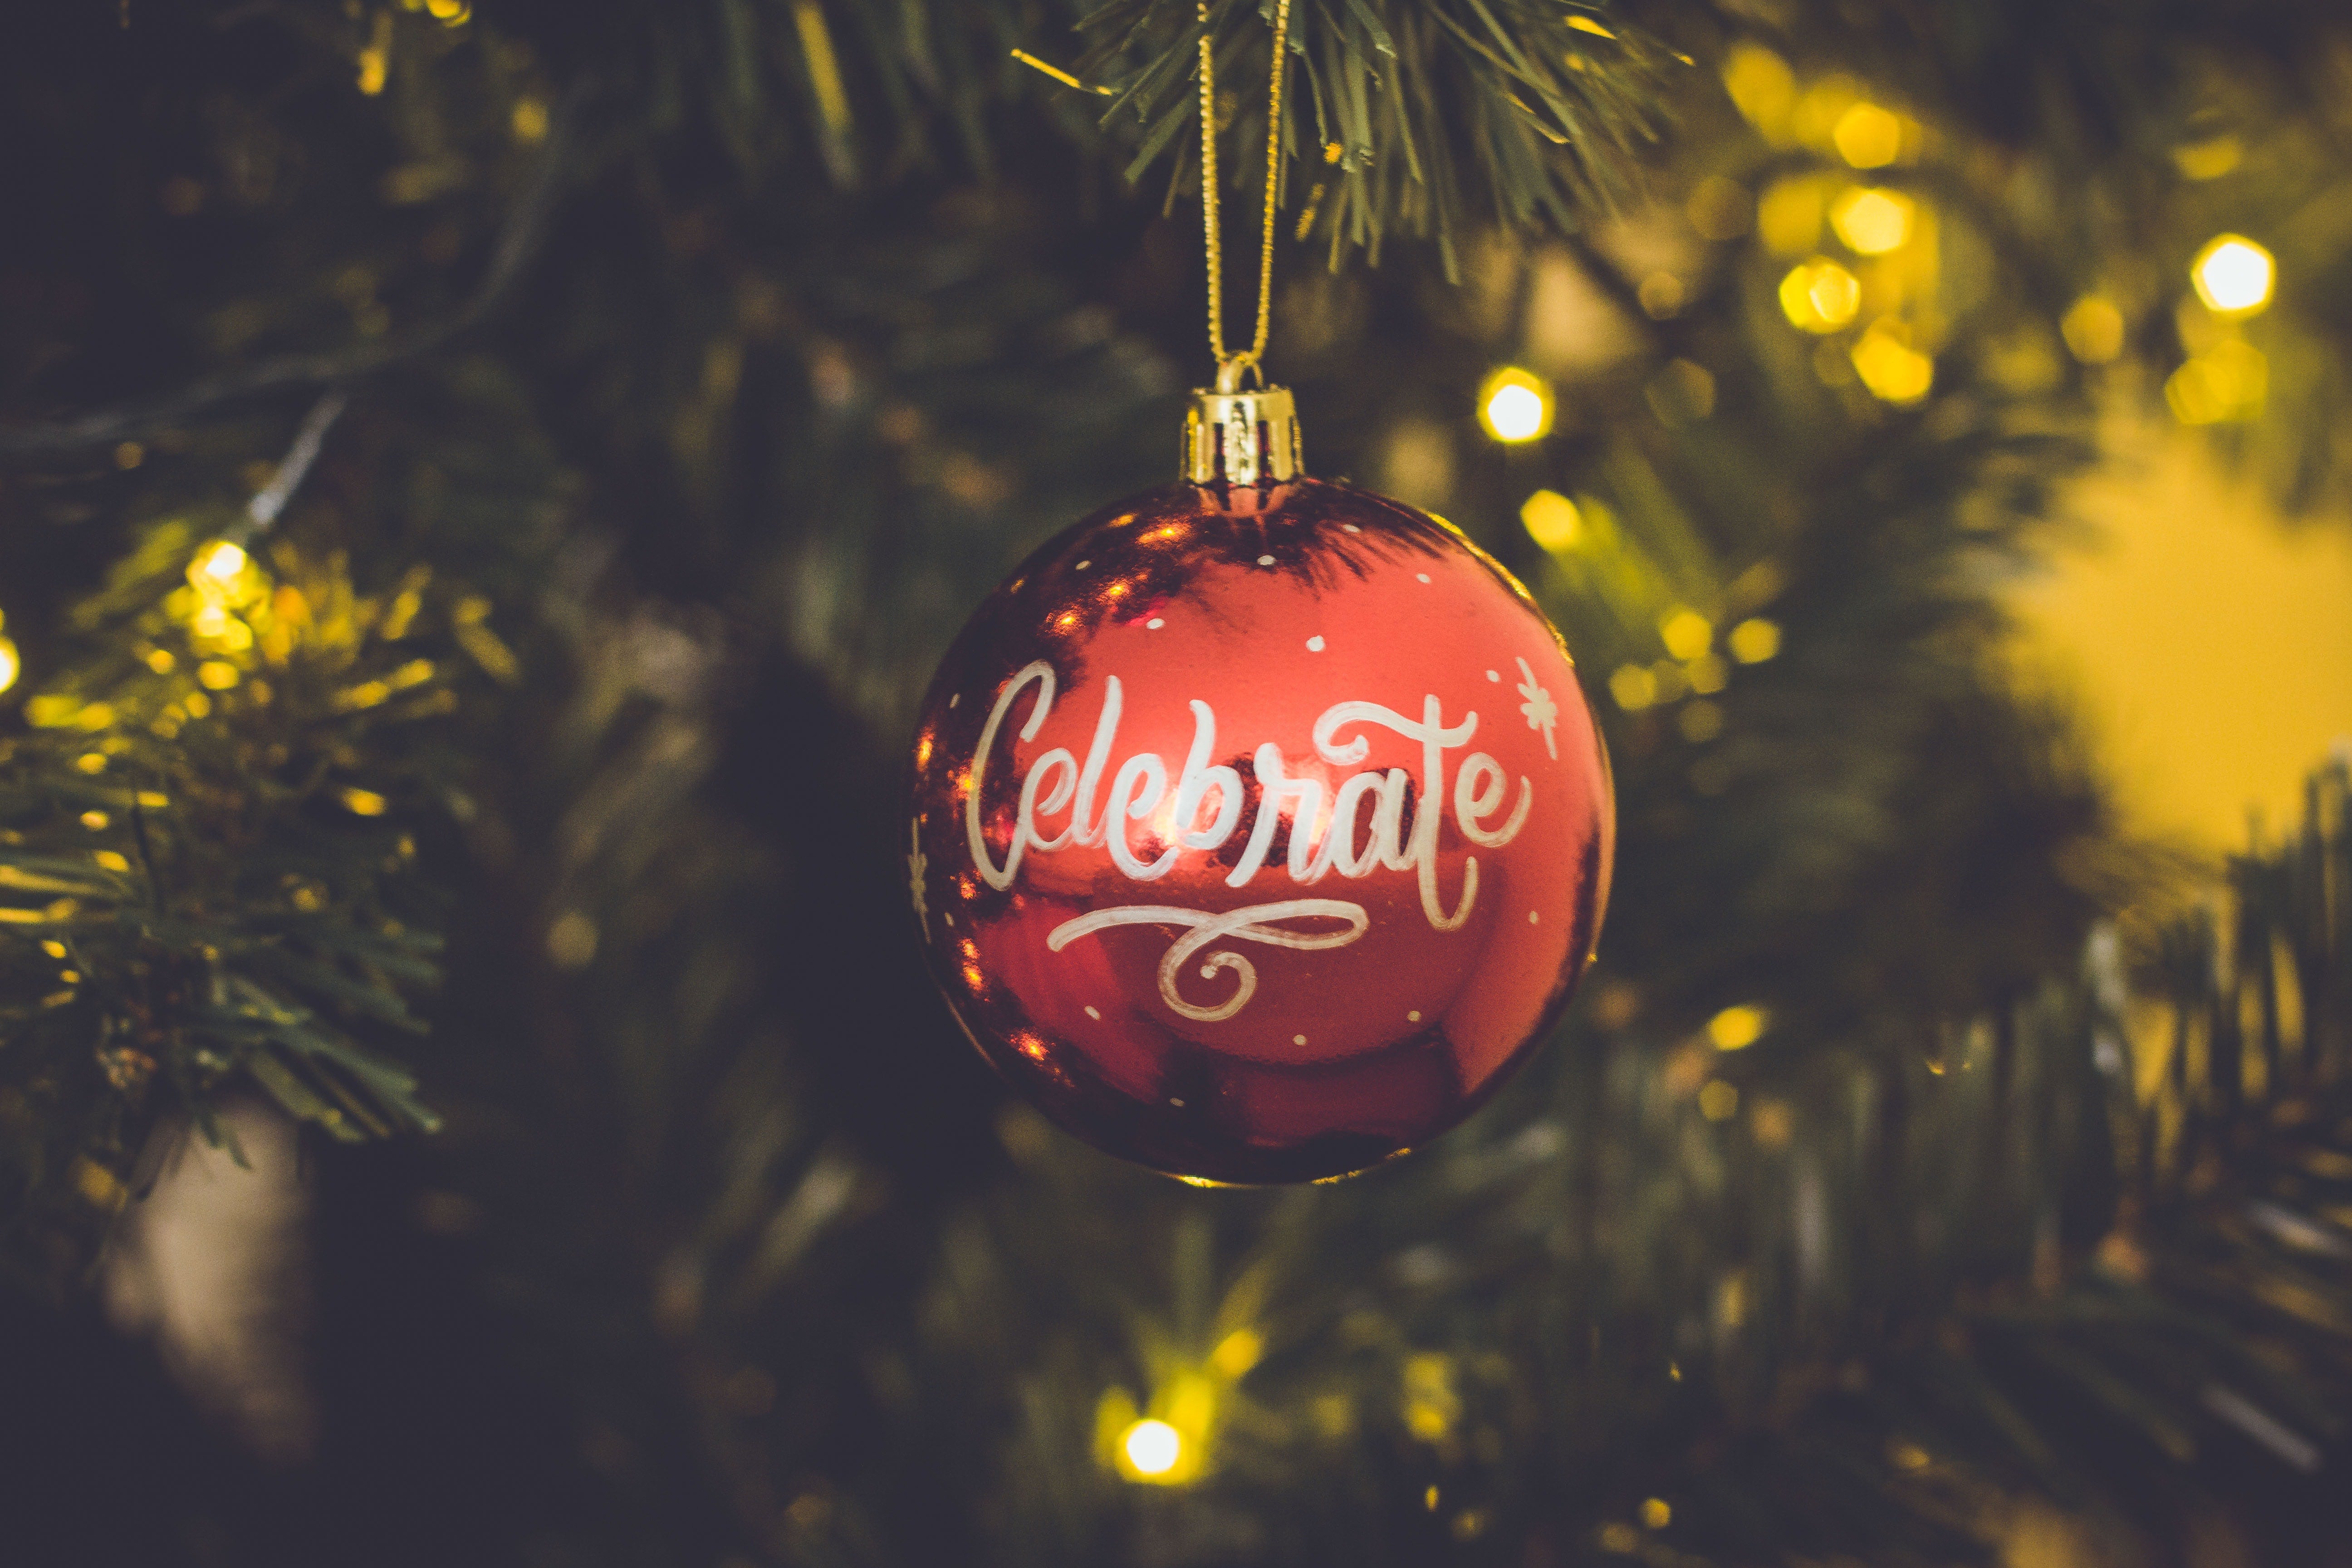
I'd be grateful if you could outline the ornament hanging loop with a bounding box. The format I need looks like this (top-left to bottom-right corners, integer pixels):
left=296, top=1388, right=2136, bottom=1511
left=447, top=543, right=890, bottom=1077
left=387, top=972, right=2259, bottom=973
left=1213, top=355, right=1265, bottom=396
left=1190, top=0, right=1297, bottom=484
left=1197, top=0, right=1290, bottom=377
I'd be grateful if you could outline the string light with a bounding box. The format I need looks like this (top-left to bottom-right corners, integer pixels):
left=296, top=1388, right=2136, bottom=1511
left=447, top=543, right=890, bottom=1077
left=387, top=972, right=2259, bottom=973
left=1479, top=368, right=1553, bottom=442
left=2061, top=296, right=2126, bottom=363
left=1520, top=490, right=1581, bottom=551
left=1828, top=186, right=1912, bottom=255
left=1659, top=608, right=1712, bottom=661
left=1831, top=102, right=1905, bottom=168
left=1778, top=259, right=1860, bottom=332
left=1728, top=618, right=1780, bottom=663
left=0, top=636, right=18, bottom=696
left=191, top=540, right=248, bottom=587
left=1849, top=318, right=1934, bottom=403
left=1121, top=1419, right=1182, bottom=1476
left=1708, top=1005, right=1768, bottom=1050
left=2190, top=234, right=2274, bottom=317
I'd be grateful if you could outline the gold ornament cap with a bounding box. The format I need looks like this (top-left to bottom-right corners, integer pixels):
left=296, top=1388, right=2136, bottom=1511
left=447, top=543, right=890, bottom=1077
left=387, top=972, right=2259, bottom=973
left=1182, top=378, right=1302, bottom=485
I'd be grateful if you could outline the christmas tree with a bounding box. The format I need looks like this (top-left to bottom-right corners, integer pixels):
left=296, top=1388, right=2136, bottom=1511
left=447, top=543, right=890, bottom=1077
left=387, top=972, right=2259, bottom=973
left=3, top=0, right=2350, bottom=1562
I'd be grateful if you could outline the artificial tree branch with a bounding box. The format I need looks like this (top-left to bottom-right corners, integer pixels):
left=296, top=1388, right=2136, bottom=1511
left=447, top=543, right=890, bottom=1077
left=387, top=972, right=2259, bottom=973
left=0, top=79, right=589, bottom=464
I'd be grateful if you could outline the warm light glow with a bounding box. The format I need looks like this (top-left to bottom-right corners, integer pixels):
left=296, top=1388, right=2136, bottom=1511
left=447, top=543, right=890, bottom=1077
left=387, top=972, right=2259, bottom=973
left=1609, top=665, right=1658, bottom=710
left=2191, top=235, right=2274, bottom=316
left=193, top=540, right=248, bottom=586
left=1479, top=367, right=1554, bottom=442
left=1832, top=102, right=1905, bottom=168
left=1520, top=490, right=1582, bottom=552
left=2166, top=340, right=2266, bottom=424
left=1779, top=258, right=1860, bottom=332
left=1122, top=1419, right=1182, bottom=1476
left=1707, top=1005, right=1768, bottom=1050
left=340, top=788, right=389, bottom=817
left=1719, top=44, right=1795, bottom=139
left=1728, top=618, right=1780, bottom=664
left=2061, top=296, right=2126, bottom=364
left=1698, top=1080, right=1740, bottom=1121
left=1641, top=1498, right=1673, bottom=1530
left=1659, top=608, right=1712, bottom=662
left=1850, top=319, right=1934, bottom=403
left=0, top=636, right=17, bottom=696
left=1829, top=186, right=1912, bottom=255
left=1210, top=1328, right=1263, bottom=1377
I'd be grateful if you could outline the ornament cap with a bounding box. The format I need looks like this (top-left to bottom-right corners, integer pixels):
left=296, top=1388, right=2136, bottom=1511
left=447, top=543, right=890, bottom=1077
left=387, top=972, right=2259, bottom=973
left=1183, top=384, right=1303, bottom=485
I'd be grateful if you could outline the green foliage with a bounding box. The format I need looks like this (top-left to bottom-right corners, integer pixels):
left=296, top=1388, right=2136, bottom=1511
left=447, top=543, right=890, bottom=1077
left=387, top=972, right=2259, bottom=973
left=0, top=508, right=522, bottom=1278
left=1074, top=0, right=1676, bottom=271
left=1, top=0, right=2351, bottom=1564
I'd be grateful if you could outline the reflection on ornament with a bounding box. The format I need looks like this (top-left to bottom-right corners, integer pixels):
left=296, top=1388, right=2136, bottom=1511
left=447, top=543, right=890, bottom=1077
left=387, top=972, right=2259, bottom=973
left=906, top=388, right=1612, bottom=1184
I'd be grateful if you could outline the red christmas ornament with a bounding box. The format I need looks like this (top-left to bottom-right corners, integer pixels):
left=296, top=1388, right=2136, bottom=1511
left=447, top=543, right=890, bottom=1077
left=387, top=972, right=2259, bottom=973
left=906, top=387, right=1612, bottom=1183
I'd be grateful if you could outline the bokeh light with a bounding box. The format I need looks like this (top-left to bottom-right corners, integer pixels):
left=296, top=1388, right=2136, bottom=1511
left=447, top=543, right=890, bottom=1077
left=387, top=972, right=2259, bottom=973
left=2061, top=296, right=2126, bottom=363
left=1829, top=186, right=1912, bottom=254
left=1832, top=102, right=1905, bottom=168
left=1122, top=1418, right=1182, bottom=1476
left=1728, top=618, right=1781, bottom=664
left=192, top=540, right=248, bottom=587
left=1779, top=259, right=1861, bottom=332
left=2190, top=235, right=2274, bottom=317
left=1520, top=490, right=1581, bottom=551
left=1479, top=367, right=1553, bottom=442
left=1708, top=1005, right=1768, bottom=1050
left=1850, top=319, right=1934, bottom=403
left=0, top=636, right=18, bottom=696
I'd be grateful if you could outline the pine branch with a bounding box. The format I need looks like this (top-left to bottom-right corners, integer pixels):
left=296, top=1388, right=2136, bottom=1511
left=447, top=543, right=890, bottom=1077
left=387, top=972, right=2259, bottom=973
left=0, top=79, right=588, bottom=463
left=1069, top=0, right=1680, bottom=270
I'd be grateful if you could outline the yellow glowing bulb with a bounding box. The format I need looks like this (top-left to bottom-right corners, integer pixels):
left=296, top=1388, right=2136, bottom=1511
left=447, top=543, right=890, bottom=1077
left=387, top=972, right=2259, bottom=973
left=1728, top=618, right=1781, bottom=663
left=1832, top=102, right=1905, bottom=168
left=1850, top=319, right=1934, bottom=403
left=1707, top=1004, right=1769, bottom=1050
left=1829, top=186, right=1912, bottom=255
left=0, top=636, right=17, bottom=696
left=1659, top=608, right=1712, bottom=662
left=2061, top=295, right=2126, bottom=364
left=1122, top=1419, right=1182, bottom=1476
left=1478, top=368, right=1553, bottom=442
left=194, top=540, right=248, bottom=585
left=2190, top=234, right=2274, bottom=316
left=1778, top=259, right=1860, bottom=333
left=1520, top=490, right=1582, bottom=552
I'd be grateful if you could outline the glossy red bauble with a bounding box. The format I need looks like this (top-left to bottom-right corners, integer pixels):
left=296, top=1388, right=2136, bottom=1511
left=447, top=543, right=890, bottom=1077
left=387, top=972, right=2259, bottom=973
left=906, top=475, right=1612, bottom=1183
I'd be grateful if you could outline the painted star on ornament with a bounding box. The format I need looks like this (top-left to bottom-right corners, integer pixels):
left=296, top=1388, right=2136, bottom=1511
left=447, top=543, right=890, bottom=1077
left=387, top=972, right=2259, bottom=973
left=906, top=819, right=929, bottom=925
left=1515, top=657, right=1558, bottom=760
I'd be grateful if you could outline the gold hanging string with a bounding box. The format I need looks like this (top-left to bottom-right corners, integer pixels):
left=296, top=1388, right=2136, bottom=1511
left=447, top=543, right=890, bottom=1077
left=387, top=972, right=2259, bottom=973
left=1198, top=0, right=1291, bottom=390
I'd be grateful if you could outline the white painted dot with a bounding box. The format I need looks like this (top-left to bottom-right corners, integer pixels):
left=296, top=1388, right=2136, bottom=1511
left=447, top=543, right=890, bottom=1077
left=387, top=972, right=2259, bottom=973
left=1258, top=554, right=1276, bottom=566
left=1147, top=617, right=1165, bottom=629
left=1306, top=635, right=1325, bottom=652
left=1085, top=1005, right=1100, bottom=1020
left=1529, top=910, right=1540, bottom=923
left=1416, top=573, right=1431, bottom=583
left=1408, top=1010, right=1421, bottom=1023
left=1486, top=670, right=1499, bottom=682
left=1076, top=560, right=1091, bottom=569
left=1170, top=1097, right=1186, bottom=1107
left=949, top=692, right=960, bottom=707
left=1293, top=1034, right=1307, bottom=1045
left=1343, top=523, right=1361, bottom=533
left=943, top=911, right=954, bottom=926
